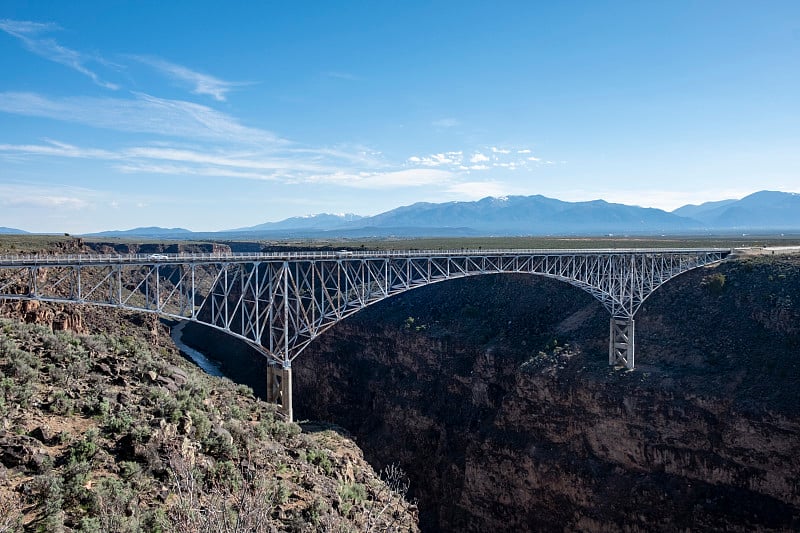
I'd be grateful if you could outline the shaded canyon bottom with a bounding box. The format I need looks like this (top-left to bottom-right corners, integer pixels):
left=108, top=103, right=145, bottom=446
left=180, top=256, right=800, bottom=531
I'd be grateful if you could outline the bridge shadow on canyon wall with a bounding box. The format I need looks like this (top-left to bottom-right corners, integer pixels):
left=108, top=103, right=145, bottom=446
left=179, top=262, right=800, bottom=532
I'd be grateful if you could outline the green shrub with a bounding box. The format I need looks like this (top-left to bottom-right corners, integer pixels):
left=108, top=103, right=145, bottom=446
left=118, top=460, right=142, bottom=481
left=236, top=383, right=253, bottom=396
left=77, top=517, right=102, bottom=533
left=275, top=481, right=290, bottom=504
left=105, top=410, right=134, bottom=434
left=62, top=460, right=93, bottom=507
left=306, top=448, right=334, bottom=476
left=338, top=482, right=367, bottom=516
left=210, top=460, right=242, bottom=491
left=303, top=498, right=327, bottom=526
left=270, top=420, right=301, bottom=440
left=69, top=432, right=99, bottom=464
left=29, top=472, right=64, bottom=522
left=190, top=409, right=211, bottom=441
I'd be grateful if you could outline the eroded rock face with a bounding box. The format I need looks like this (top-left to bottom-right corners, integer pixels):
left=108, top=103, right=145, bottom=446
left=0, top=299, right=86, bottom=334
left=294, top=257, right=800, bottom=531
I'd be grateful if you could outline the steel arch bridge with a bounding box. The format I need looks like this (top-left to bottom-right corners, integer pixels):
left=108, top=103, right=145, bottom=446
left=0, top=248, right=730, bottom=420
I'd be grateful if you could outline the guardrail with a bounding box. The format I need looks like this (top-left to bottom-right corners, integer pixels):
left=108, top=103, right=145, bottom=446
left=0, top=248, right=733, bottom=266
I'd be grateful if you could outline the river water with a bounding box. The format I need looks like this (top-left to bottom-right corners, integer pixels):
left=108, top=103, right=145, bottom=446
left=170, top=320, right=226, bottom=377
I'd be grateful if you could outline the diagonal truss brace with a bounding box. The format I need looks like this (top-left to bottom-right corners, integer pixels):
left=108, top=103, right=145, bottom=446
left=0, top=248, right=731, bottom=420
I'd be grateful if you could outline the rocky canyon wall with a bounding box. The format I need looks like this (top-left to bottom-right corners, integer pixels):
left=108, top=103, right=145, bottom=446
left=293, top=256, right=800, bottom=531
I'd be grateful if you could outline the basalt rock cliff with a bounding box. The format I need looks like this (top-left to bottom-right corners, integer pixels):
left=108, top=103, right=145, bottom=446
left=291, top=255, right=800, bottom=531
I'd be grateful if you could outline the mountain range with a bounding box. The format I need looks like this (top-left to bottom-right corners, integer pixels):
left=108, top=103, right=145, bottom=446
left=4, top=190, right=797, bottom=239
left=89, top=227, right=194, bottom=238
left=209, top=190, right=798, bottom=238
left=672, top=191, right=800, bottom=229
left=232, top=213, right=364, bottom=232
left=0, top=227, right=29, bottom=235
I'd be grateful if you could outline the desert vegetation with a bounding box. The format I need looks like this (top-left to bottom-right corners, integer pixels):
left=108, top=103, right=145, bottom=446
left=0, top=317, right=417, bottom=531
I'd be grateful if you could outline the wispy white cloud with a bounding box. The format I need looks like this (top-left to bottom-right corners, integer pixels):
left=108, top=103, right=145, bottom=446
left=491, top=146, right=511, bottom=154
left=304, top=169, right=453, bottom=189
left=0, top=135, right=553, bottom=201
left=0, top=183, right=96, bottom=210
left=0, top=139, right=118, bottom=160
left=130, top=55, right=248, bottom=101
left=287, top=145, right=386, bottom=168
left=407, top=151, right=463, bottom=167
left=123, top=146, right=330, bottom=173
left=408, top=147, right=544, bottom=173
left=0, top=138, right=412, bottom=188
left=115, top=162, right=282, bottom=181
left=0, top=138, right=387, bottom=182
left=0, top=19, right=118, bottom=89
left=4, top=195, right=88, bottom=209
left=0, top=91, right=282, bottom=145
left=0, top=19, right=54, bottom=34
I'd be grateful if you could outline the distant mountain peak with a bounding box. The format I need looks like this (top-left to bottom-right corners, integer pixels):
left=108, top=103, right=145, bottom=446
left=86, top=226, right=193, bottom=237
left=230, top=212, right=364, bottom=232
left=299, top=212, right=361, bottom=219
left=674, top=190, right=800, bottom=229
left=65, top=190, right=800, bottom=239
left=0, top=227, right=29, bottom=235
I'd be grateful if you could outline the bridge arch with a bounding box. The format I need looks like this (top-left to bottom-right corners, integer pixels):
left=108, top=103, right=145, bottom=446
left=0, top=248, right=730, bottom=420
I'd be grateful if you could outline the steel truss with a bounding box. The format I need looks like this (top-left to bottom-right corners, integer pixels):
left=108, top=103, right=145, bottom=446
left=0, top=248, right=730, bottom=420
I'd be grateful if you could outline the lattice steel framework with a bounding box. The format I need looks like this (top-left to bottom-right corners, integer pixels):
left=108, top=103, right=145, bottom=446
left=0, top=248, right=730, bottom=419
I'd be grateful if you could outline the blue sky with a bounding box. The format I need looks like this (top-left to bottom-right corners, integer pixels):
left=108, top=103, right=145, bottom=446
left=1, top=1, right=798, bottom=233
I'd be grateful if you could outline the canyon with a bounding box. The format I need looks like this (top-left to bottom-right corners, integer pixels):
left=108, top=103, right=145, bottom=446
left=3, top=237, right=799, bottom=530
left=288, top=254, right=800, bottom=531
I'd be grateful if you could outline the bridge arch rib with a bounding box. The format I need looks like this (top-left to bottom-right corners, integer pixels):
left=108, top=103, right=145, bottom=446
left=0, top=248, right=730, bottom=420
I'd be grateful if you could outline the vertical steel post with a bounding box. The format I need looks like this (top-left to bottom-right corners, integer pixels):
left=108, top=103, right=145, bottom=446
left=223, top=267, right=229, bottom=329
left=282, top=261, right=293, bottom=422
left=190, top=264, right=196, bottom=319
left=254, top=263, right=261, bottom=343
left=155, top=265, right=160, bottom=312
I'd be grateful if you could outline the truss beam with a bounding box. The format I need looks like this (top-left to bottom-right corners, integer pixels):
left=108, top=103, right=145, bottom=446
left=0, top=248, right=730, bottom=421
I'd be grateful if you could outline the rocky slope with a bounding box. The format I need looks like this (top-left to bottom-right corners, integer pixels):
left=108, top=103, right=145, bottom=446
left=0, top=308, right=418, bottom=531
left=291, top=255, right=800, bottom=531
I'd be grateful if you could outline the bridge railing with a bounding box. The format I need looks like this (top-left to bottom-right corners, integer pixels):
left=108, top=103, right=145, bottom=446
left=0, top=248, right=732, bottom=266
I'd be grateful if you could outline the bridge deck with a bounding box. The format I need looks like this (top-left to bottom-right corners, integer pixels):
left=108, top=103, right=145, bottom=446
left=0, top=247, right=731, bottom=421
left=0, top=247, right=733, bottom=266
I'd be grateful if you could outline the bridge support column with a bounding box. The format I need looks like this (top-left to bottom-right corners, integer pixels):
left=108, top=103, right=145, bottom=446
left=266, top=361, right=294, bottom=422
left=609, top=317, right=635, bottom=370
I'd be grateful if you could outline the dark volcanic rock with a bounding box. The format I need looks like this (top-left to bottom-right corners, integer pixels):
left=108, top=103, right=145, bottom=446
left=292, top=256, right=800, bottom=531
left=0, top=432, right=46, bottom=469
left=29, top=426, right=57, bottom=445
